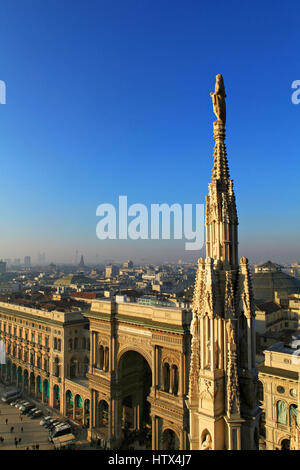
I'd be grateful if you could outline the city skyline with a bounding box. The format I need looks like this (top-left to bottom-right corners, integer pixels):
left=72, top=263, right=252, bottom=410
left=1, top=0, right=299, bottom=264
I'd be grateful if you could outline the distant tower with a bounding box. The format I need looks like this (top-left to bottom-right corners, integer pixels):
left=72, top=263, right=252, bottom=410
left=79, top=255, right=85, bottom=268
left=0, top=260, right=6, bottom=274
left=188, top=75, right=259, bottom=450
left=75, top=250, right=78, bottom=266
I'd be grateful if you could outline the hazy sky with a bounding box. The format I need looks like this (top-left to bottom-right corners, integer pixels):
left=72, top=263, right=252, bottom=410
left=0, top=0, right=299, bottom=265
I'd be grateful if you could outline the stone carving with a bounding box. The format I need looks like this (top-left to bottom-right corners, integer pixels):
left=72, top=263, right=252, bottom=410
left=98, top=338, right=109, bottom=347
left=188, top=323, right=200, bottom=399
left=224, top=271, right=236, bottom=319
left=210, top=74, right=226, bottom=123
left=226, top=349, right=241, bottom=416
left=201, top=432, right=212, bottom=450
left=226, top=319, right=235, bottom=346
left=188, top=74, right=258, bottom=449
left=290, top=415, right=299, bottom=450
left=162, top=351, right=180, bottom=367
left=198, top=378, right=217, bottom=399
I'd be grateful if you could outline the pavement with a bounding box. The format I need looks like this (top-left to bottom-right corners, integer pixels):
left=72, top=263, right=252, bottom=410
left=0, top=401, right=54, bottom=450
left=0, top=382, right=96, bottom=451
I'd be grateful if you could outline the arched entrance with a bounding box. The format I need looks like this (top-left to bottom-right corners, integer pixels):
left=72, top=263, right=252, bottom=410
left=99, top=399, right=109, bottom=427
left=23, top=370, right=29, bottom=392
left=162, top=429, right=180, bottom=450
left=66, top=390, right=73, bottom=418
left=36, top=376, right=42, bottom=400
left=281, top=439, right=290, bottom=450
left=43, top=379, right=49, bottom=404
left=75, top=394, right=83, bottom=424
left=17, top=367, right=23, bottom=388
left=29, top=373, right=35, bottom=395
left=118, top=350, right=152, bottom=449
left=84, top=399, right=90, bottom=427
left=53, top=384, right=60, bottom=410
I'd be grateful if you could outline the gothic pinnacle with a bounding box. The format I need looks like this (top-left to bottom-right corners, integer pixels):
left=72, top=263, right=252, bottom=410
left=210, top=74, right=230, bottom=183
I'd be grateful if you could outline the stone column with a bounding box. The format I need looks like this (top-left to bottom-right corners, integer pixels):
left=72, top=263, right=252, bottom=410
left=83, top=400, right=86, bottom=426
left=92, top=332, right=96, bottom=368
left=168, top=365, right=172, bottom=394
left=111, top=393, right=122, bottom=447
left=73, top=396, right=76, bottom=420
left=200, top=317, right=205, bottom=369
left=210, top=318, right=215, bottom=371
left=89, top=389, right=94, bottom=439
left=108, top=397, right=112, bottom=444
left=49, top=380, right=53, bottom=408
left=152, top=345, right=157, bottom=390
left=179, top=353, right=184, bottom=397
left=170, top=365, right=175, bottom=394
left=152, top=415, right=158, bottom=450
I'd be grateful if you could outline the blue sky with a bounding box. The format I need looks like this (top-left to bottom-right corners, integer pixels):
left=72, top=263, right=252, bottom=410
left=0, top=0, right=299, bottom=264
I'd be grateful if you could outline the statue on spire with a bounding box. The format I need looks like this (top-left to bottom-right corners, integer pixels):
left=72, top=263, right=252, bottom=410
left=210, top=74, right=226, bottom=124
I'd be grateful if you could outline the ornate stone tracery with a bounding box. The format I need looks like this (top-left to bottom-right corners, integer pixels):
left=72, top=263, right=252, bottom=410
left=188, top=74, right=259, bottom=450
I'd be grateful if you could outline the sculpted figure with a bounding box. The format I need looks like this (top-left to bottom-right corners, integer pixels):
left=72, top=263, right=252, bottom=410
left=201, top=432, right=212, bottom=450
left=210, top=74, right=226, bottom=123
left=226, top=319, right=235, bottom=345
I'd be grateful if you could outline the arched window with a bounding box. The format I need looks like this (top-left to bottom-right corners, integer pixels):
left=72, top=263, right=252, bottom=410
left=54, top=357, right=60, bottom=377
left=99, top=346, right=104, bottom=370
left=290, top=404, right=298, bottom=426
left=68, top=339, right=73, bottom=351
left=277, top=400, right=288, bottom=425
left=163, top=363, right=170, bottom=392
left=104, top=347, right=109, bottom=371
left=171, top=365, right=179, bottom=395
left=82, top=338, right=86, bottom=350
left=54, top=337, right=57, bottom=350
left=74, top=338, right=78, bottom=350
left=99, top=400, right=109, bottom=427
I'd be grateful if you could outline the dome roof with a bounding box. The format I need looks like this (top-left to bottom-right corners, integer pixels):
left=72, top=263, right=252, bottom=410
left=252, top=270, right=300, bottom=302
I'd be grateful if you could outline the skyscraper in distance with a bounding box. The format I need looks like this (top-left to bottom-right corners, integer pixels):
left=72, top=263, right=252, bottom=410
left=24, top=256, right=31, bottom=268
